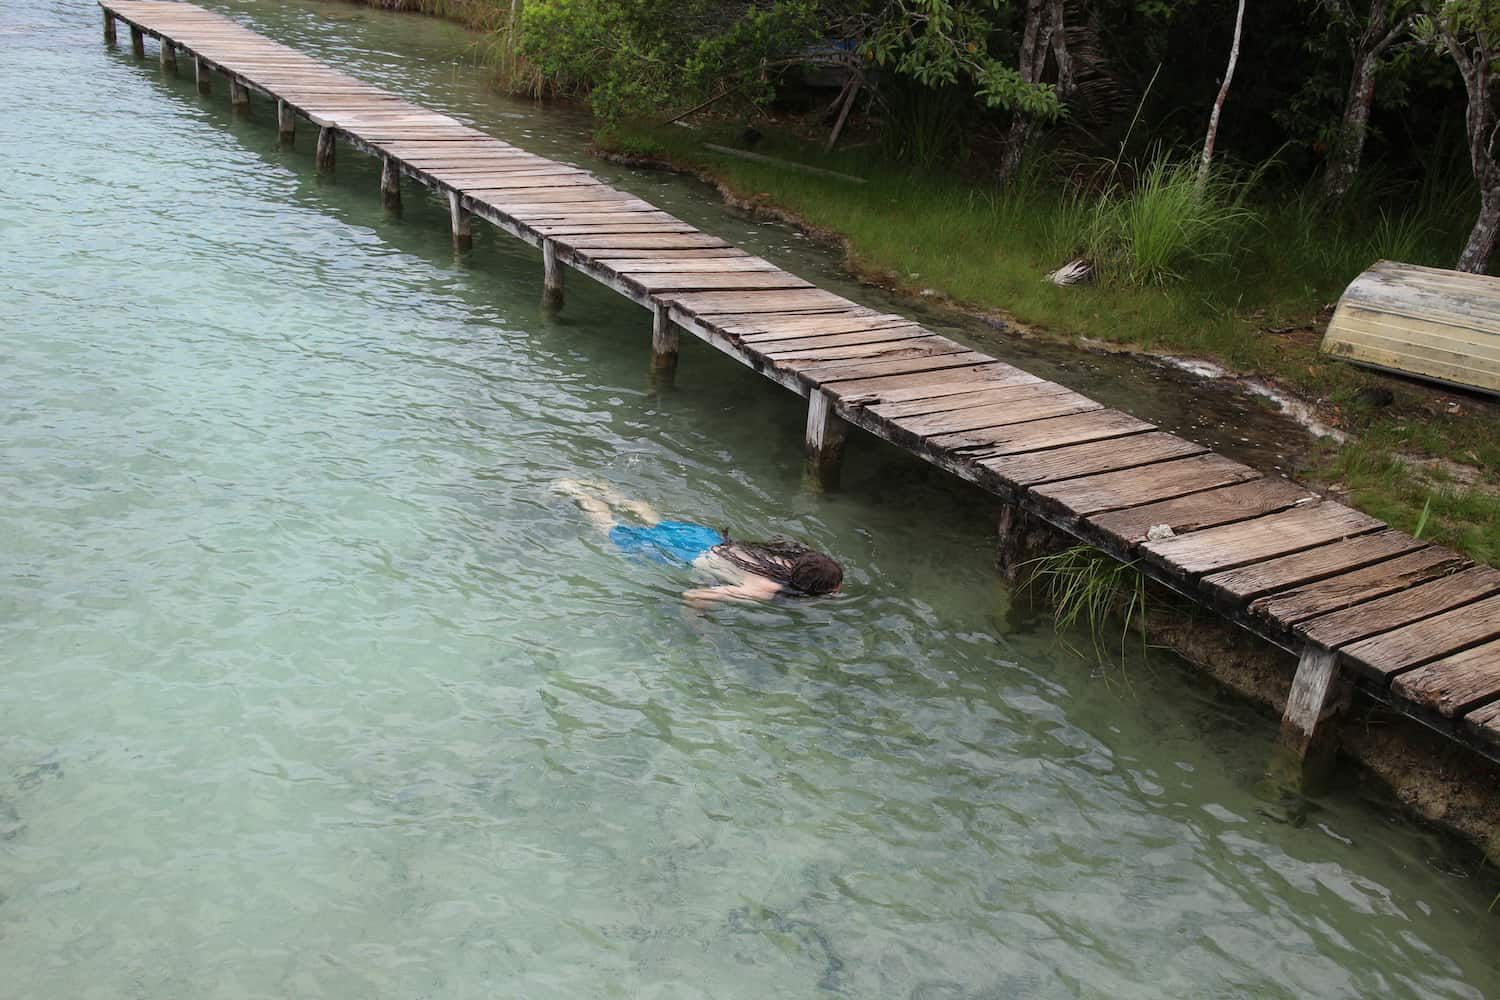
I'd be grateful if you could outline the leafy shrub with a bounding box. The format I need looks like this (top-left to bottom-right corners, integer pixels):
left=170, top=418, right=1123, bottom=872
left=517, top=0, right=820, bottom=121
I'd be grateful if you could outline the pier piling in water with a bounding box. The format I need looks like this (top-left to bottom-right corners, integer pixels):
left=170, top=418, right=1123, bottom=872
left=380, top=156, right=402, bottom=214
left=542, top=240, right=564, bottom=307
left=160, top=39, right=175, bottom=74
left=129, top=24, right=144, bottom=58
left=97, top=0, right=1500, bottom=773
left=448, top=191, right=472, bottom=252
left=651, top=304, right=679, bottom=382
left=804, top=390, right=848, bottom=490
left=194, top=54, right=210, bottom=94
left=277, top=100, right=294, bottom=144
left=1272, top=645, right=1352, bottom=782
left=229, top=78, right=250, bottom=115
left=316, top=126, right=335, bottom=176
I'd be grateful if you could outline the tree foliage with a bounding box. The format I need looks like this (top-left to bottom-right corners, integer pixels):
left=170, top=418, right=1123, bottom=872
left=506, top=0, right=1500, bottom=270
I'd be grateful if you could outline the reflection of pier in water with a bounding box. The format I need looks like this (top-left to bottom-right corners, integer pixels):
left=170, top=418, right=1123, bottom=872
left=100, top=0, right=1500, bottom=777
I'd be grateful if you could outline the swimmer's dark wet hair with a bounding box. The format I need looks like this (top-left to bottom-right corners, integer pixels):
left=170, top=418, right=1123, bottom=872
left=715, top=539, right=843, bottom=596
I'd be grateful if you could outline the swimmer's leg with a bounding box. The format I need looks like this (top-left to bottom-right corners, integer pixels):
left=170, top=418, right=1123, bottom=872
left=553, top=479, right=616, bottom=534
left=590, top=483, right=663, bottom=524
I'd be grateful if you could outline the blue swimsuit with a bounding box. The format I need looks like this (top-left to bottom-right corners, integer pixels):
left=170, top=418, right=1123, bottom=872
left=608, top=521, right=724, bottom=566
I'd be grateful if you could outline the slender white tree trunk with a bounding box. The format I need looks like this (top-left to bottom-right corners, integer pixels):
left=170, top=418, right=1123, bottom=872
left=1198, top=0, right=1247, bottom=195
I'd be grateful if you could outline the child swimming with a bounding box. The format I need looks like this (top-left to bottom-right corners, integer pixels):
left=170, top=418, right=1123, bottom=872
left=554, top=479, right=843, bottom=606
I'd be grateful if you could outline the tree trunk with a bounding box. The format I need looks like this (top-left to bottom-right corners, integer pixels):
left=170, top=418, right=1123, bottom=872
left=1323, top=1, right=1407, bottom=205
left=1442, top=20, right=1500, bottom=273
left=1197, top=0, right=1247, bottom=195
left=998, top=0, right=1054, bottom=184
left=1322, top=51, right=1379, bottom=203
left=1458, top=189, right=1500, bottom=272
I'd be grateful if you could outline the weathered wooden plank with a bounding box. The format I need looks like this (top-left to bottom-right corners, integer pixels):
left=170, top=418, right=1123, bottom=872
left=600, top=257, right=783, bottom=273
left=1140, top=502, right=1383, bottom=578
left=1298, top=565, right=1500, bottom=649
left=621, top=271, right=814, bottom=293
left=560, top=233, right=736, bottom=251
left=1340, top=592, right=1500, bottom=678
left=981, top=431, right=1208, bottom=488
left=462, top=175, right=603, bottom=191
left=1465, top=700, right=1500, bottom=751
left=799, top=351, right=995, bottom=386
left=514, top=212, right=681, bottom=228
left=773, top=336, right=971, bottom=368
left=866, top=380, right=1067, bottom=420
left=1086, top=478, right=1315, bottom=546
left=829, top=365, right=1036, bottom=405
left=930, top=408, right=1155, bottom=456
left=532, top=223, right=700, bottom=238
left=1202, top=528, right=1430, bottom=605
left=1249, top=545, right=1471, bottom=626
left=727, top=313, right=909, bottom=340
left=664, top=289, right=852, bottom=315
left=751, top=325, right=930, bottom=355
left=1034, top=453, right=1261, bottom=518
left=579, top=247, right=751, bottom=260
left=1390, top=640, right=1500, bottom=717
left=890, top=390, right=1102, bottom=438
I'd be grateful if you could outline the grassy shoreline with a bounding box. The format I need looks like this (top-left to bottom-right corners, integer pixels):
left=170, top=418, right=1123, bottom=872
left=596, top=120, right=1499, bottom=565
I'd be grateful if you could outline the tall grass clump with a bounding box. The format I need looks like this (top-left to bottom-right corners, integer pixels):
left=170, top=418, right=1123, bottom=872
left=1026, top=545, right=1149, bottom=666
left=1070, top=154, right=1261, bottom=286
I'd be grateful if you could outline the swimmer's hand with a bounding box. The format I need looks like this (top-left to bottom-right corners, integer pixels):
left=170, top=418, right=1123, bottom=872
left=682, top=578, right=783, bottom=608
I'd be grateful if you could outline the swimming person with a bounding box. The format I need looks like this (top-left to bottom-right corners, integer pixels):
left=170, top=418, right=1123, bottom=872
left=554, top=479, right=843, bottom=606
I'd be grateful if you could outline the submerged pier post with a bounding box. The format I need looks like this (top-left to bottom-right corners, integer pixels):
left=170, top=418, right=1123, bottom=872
left=160, top=39, right=176, bottom=75
left=804, top=389, right=848, bottom=490
left=380, top=156, right=402, bottom=214
left=277, top=99, right=295, bottom=144
left=1266, top=645, right=1352, bottom=795
left=229, top=77, right=250, bottom=115
left=129, top=25, right=145, bottom=59
left=448, top=191, right=472, bottom=251
left=195, top=55, right=211, bottom=95
left=316, top=126, right=336, bottom=176
left=542, top=239, right=564, bottom=307
left=651, top=303, right=680, bottom=382
left=103, top=9, right=117, bottom=46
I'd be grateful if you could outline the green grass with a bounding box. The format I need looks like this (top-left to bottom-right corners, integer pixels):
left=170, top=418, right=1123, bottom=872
left=1024, top=545, right=1149, bottom=668
left=600, top=121, right=1500, bottom=565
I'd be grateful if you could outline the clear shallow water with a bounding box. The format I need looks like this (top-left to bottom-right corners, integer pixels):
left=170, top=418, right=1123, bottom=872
left=1, top=1, right=1497, bottom=996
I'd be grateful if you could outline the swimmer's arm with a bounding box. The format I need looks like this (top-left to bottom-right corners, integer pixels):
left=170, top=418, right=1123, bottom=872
left=682, top=576, right=783, bottom=608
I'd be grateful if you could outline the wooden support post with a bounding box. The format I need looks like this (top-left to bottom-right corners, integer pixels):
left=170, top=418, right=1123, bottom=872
left=104, top=10, right=117, bottom=46
left=380, top=156, right=402, bottom=214
left=542, top=239, right=564, bottom=307
left=316, top=126, right=336, bottom=176
left=804, top=389, right=849, bottom=490
left=195, top=55, right=211, bottom=95
left=130, top=25, right=145, bottom=59
left=651, top=303, right=680, bottom=382
left=229, top=78, right=250, bottom=115
left=1265, top=645, right=1352, bottom=797
left=160, top=39, right=176, bottom=74
left=448, top=190, right=472, bottom=251
left=277, top=100, right=295, bottom=145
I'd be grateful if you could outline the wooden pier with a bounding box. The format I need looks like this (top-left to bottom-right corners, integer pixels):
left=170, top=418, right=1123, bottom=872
left=101, top=1, right=1500, bottom=770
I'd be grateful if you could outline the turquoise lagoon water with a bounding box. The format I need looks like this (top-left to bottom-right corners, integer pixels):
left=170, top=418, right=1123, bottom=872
left=1, top=1, right=1498, bottom=996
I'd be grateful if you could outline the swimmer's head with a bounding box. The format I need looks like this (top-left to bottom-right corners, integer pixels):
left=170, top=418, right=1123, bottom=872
left=788, top=552, right=843, bottom=596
